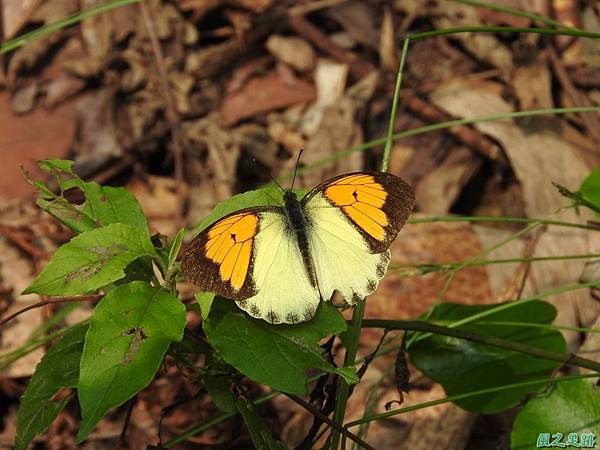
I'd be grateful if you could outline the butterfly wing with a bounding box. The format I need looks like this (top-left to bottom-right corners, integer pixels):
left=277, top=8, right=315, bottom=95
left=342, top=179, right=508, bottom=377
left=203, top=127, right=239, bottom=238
left=181, top=207, right=320, bottom=324
left=181, top=208, right=269, bottom=300
left=302, top=171, right=415, bottom=303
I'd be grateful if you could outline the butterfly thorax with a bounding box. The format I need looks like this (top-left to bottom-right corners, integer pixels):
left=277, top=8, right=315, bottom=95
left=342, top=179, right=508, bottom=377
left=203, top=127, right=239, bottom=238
left=283, top=190, right=318, bottom=288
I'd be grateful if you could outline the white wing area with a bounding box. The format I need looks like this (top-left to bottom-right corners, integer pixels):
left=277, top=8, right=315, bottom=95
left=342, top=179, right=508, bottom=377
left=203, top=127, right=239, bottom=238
left=236, top=211, right=320, bottom=324
left=305, top=193, right=391, bottom=304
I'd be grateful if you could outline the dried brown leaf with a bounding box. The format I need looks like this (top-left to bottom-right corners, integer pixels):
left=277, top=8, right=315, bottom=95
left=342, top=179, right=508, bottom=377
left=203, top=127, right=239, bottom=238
left=1, top=0, right=42, bottom=40
left=512, top=61, right=553, bottom=110
left=379, top=5, right=397, bottom=71
left=220, top=70, right=316, bottom=126
left=326, top=0, right=379, bottom=50
left=416, top=146, right=482, bottom=215
left=10, top=83, right=39, bottom=114
left=265, top=35, right=316, bottom=73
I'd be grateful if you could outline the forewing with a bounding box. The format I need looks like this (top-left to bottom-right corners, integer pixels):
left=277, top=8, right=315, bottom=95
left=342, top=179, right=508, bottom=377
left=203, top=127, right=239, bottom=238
left=302, top=171, right=415, bottom=253
left=181, top=207, right=279, bottom=300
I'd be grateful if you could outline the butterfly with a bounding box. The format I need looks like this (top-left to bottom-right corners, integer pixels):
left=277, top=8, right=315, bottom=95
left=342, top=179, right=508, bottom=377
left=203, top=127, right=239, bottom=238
left=181, top=171, right=415, bottom=324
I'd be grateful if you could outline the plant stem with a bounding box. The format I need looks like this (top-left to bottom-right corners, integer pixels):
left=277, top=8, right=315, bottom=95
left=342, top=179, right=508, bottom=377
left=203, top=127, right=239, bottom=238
left=331, top=31, right=412, bottom=450
left=407, top=214, right=600, bottom=231
left=381, top=38, right=410, bottom=173
left=409, top=26, right=600, bottom=41
left=435, top=222, right=540, bottom=302
left=394, top=253, right=600, bottom=274
left=0, top=0, right=144, bottom=54
left=287, top=394, right=375, bottom=450
left=345, top=373, right=600, bottom=428
left=331, top=299, right=365, bottom=449
left=360, top=319, right=600, bottom=372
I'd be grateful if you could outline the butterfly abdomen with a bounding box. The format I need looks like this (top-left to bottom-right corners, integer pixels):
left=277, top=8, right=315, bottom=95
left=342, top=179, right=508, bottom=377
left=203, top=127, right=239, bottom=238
left=283, top=191, right=318, bottom=288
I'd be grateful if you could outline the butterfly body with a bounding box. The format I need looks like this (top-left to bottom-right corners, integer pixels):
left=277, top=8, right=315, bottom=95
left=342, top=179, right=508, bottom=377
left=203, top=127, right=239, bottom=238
left=282, top=190, right=318, bottom=288
left=182, top=171, right=415, bottom=324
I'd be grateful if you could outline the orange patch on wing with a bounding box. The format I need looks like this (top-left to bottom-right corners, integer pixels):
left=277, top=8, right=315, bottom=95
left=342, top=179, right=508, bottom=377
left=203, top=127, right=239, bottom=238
left=232, top=240, right=252, bottom=289
left=204, top=213, right=258, bottom=290
left=353, top=201, right=388, bottom=226
left=343, top=205, right=385, bottom=240
left=325, top=175, right=389, bottom=241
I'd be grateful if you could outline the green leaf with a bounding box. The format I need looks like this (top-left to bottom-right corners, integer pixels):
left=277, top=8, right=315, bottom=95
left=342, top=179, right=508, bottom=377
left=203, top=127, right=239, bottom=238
left=235, top=397, right=286, bottom=450
left=579, top=165, right=600, bottom=216
left=408, top=300, right=566, bottom=414
left=23, top=223, right=157, bottom=295
left=112, top=256, right=155, bottom=287
left=16, top=324, right=87, bottom=450
left=511, top=378, right=600, bottom=450
left=203, top=374, right=236, bottom=413
left=203, top=299, right=353, bottom=395
left=167, top=228, right=185, bottom=274
left=77, top=281, right=186, bottom=441
left=27, top=159, right=149, bottom=234
left=195, top=291, right=215, bottom=319
left=38, top=159, right=75, bottom=173
left=190, top=186, right=308, bottom=235
left=77, top=182, right=149, bottom=233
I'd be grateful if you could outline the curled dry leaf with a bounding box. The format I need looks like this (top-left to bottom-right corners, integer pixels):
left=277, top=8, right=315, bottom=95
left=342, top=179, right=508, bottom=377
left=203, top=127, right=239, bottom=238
left=7, top=0, right=78, bottom=82
left=184, top=113, right=241, bottom=226
left=80, top=0, right=113, bottom=60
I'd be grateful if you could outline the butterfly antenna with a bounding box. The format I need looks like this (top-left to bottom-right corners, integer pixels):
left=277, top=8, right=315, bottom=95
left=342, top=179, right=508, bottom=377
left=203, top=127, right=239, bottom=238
left=291, top=148, right=304, bottom=191
left=251, top=156, right=285, bottom=193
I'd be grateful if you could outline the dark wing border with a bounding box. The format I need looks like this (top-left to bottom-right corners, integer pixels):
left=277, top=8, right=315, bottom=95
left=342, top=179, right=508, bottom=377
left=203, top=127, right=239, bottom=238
left=302, top=171, right=416, bottom=253
left=180, top=205, right=284, bottom=300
